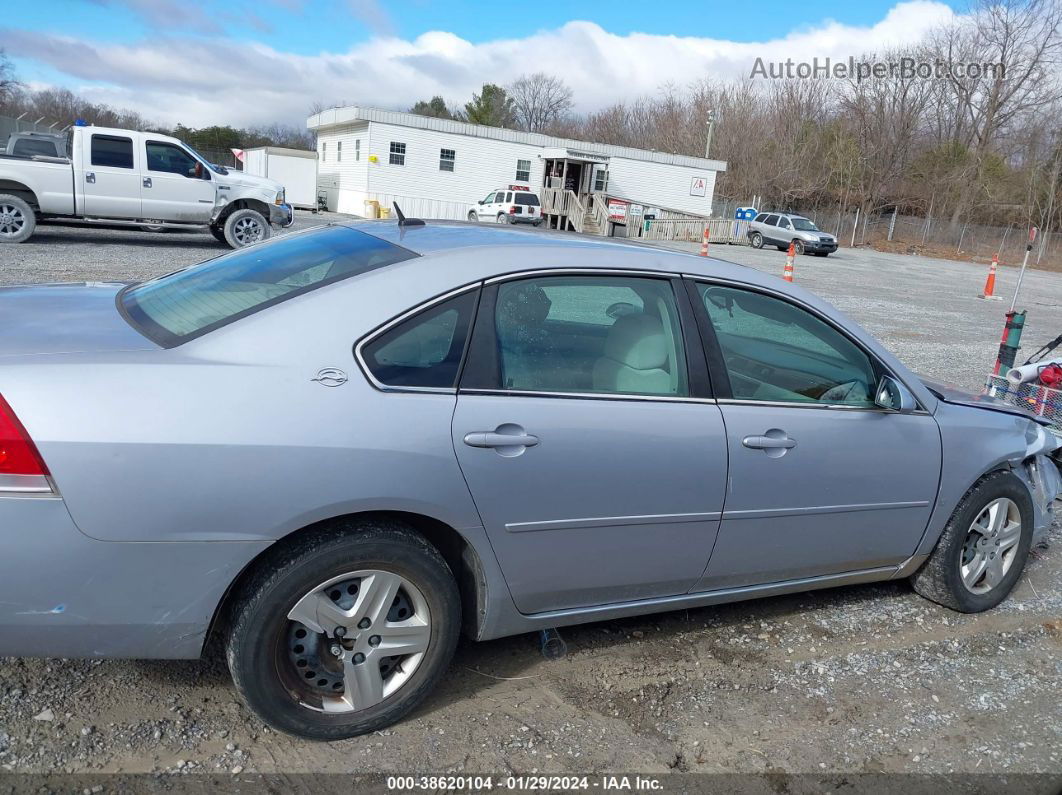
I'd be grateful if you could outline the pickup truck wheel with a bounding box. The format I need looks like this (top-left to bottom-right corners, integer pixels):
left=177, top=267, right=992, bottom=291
left=0, top=194, right=35, bottom=244
left=224, top=208, right=271, bottom=248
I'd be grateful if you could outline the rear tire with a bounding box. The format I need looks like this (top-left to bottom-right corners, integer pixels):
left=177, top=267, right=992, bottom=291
left=223, top=208, right=271, bottom=248
left=749, top=232, right=763, bottom=249
left=911, top=471, right=1033, bottom=613
left=496, top=213, right=511, bottom=224
left=226, top=519, right=460, bottom=740
left=0, top=194, right=36, bottom=244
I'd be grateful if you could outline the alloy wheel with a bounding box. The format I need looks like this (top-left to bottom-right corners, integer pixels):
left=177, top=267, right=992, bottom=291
left=0, top=204, right=26, bottom=239
left=279, top=570, right=431, bottom=714
left=960, top=497, right=1022, bottom=594
left=233, top=216, right=265, bottom=245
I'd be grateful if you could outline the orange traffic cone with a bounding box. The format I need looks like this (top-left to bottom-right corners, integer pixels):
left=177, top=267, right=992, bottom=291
left=700, top=225, right=709, bottom=257
left=979, top=254, right=1002, bottom=300
left=782, top=241, right=795, bottom=282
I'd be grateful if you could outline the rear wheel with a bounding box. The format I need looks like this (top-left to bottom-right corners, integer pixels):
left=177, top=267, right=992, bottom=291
left=749, top=232, right=763, bottom=249
left=911, top=471, right=1033, bottom=612
left=226, top=520, right=460, bottom=740
left=496, top=213, right=511, bottom=224
left=0, top=194, right=35, bottom=244
left=223, top=208, right=271, bottom=248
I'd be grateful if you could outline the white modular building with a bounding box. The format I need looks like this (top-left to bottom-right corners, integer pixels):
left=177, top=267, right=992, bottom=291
left=308, top=106, right=727, bottom=235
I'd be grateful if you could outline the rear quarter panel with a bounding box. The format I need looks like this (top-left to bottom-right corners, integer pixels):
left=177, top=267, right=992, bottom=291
left=0, top=158, right=75, bottom=214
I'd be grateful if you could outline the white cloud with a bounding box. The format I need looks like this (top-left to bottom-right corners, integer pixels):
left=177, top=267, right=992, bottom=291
left=2, top=1, right=957, bottom=128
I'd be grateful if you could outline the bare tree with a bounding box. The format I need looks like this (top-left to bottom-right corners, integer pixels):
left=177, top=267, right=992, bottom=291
left=0, top=49, right=21, bottom=104
left=508, top=73, right=574, bottom=132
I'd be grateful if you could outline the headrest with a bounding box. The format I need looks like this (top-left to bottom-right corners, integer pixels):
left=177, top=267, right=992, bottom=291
left=498, top=283, right=551, bottom=327
left=603, top=313, right=668, bottom=370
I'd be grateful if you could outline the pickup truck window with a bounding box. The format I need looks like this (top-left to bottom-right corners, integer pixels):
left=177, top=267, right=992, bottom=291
left=11, top=139, right=60, bottom=158
left=92, top=135, right=134, bottom=169
left=119, top=226, right=418, bottom=346
left=146, top=141, right=199, bottom=177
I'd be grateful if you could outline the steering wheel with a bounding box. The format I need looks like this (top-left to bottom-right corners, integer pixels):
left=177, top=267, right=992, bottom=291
left=194, top=162, right=203, bottom=179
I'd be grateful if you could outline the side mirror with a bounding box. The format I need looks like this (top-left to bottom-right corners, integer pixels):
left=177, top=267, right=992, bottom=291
left=875, top=375, right=917, bottom=413
left=477, top=200, right=484, bottom=205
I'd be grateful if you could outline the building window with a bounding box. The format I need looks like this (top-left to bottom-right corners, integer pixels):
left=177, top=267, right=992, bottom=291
left=355, top=139, right=361, bottom=161
left=337, top=141, right=342, bottom=162
left=439, top=148, right=455, bottom=172
left=515, top=159, right=531, bottom=182
left=594, top=169, right=608, bottom=192
left=321, top=142, right=326, bottom=162
left=389, top=141, right=406, bottom=166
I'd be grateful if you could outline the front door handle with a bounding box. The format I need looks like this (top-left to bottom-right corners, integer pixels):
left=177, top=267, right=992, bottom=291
left=742, top=429, right=797, bottom=458
left=143, top=177, right=152, bottom=188
left=464, top=431, right=539, bottom=449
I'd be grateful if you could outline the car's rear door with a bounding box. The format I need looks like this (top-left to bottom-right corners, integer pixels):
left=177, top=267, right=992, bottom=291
left=685, top=279, right=942, bottom=590
left=451, top=271, right=727, bottom=614
left=80, top=132, right=142, bottom=218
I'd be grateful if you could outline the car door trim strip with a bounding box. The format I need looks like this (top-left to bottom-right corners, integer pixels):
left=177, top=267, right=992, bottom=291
left=505, top=511, right=722, bottom=533
left=722, top=500, right=930, bottom=520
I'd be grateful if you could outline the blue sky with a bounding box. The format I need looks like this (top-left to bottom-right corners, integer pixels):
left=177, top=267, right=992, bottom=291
left=3, top=0, right=965, bottom=126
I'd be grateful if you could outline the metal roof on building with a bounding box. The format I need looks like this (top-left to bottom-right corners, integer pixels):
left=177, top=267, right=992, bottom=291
left=307, top=106, right=727, bottom=172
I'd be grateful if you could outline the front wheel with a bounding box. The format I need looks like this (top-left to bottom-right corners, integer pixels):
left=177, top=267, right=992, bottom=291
left=749, top=232, right=763, bottom=249
left=223, top=208, right=271, bottom=248
left=911, top=471, right=1033, bottom=612
left=792, top=239, right=805, bottom=255
left=226, top=520, right=460, bottom=740
left=0, top=194, right=36, bottom=244
left=467, top=211, right=478, bottom=222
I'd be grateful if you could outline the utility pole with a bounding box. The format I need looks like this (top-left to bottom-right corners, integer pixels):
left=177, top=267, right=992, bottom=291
left=705, top=109, right=716, bottom=159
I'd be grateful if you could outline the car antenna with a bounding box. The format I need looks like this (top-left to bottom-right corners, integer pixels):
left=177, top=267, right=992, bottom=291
left=392, top=203, right=425, bottom=227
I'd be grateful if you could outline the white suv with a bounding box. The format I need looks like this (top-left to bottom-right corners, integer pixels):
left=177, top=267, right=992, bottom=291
left=468, top=185, right=542, bottom=226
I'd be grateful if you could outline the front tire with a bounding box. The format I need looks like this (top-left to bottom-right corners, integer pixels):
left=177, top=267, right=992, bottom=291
left=226, top=519, right=460, bottom=740
left=911, top=471, right=1033, bottom=613
left=467, top=212, right=478, bottom=222
left=0, top=194, right=36, bottom=244
left=223, top=208, right=271, bottom=248
left=792, top=239, right=805, bottom=255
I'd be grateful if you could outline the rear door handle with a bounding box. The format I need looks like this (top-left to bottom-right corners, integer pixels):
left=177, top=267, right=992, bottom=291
left=463, top=432, right=539, bottom=449
left=143, top=177, right=152, bottom=188
left=85, top=172, right=95, bottom=184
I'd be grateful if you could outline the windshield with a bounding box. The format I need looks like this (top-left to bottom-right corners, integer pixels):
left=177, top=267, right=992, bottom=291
left=791, top=217, right=819, bottom=231
left=121, top=226, right=417, bottom=346
left=515, top=193, right=540, bottom=206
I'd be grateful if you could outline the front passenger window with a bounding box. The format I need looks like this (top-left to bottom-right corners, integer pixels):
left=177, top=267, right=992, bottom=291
left=492, top=276, right=688, bottom=397
left=699, top=284, right=876, bottom=406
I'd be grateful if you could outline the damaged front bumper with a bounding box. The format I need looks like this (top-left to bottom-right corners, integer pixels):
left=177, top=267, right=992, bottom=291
left=1013, top=422, right=1062, bottom=543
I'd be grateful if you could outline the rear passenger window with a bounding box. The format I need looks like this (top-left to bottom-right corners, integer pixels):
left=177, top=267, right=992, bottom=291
left=764, top=214, right=779, bottom=226
left=361, top=291, right=478, bottom=389
left=753, top=213, right=768, bottom=223
left=490, top=276, right=688, bottom=397
left=91, top=135, right=134, bottom=169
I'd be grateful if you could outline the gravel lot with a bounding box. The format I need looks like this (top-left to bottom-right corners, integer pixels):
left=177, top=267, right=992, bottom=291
left=0, top=215, right=1060, bottom=783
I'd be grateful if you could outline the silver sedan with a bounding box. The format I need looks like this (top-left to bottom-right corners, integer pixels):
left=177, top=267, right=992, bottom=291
left=0, top=220, right=1058, bottom=739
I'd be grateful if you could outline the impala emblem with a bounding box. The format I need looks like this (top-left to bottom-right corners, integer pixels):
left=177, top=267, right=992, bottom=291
left=312, top=368, right=348, bottom=387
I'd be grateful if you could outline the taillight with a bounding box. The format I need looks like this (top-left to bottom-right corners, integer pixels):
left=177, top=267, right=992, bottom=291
left=0, top=394, right=53, bottom=493
left=509, top=206, right=517, bottom=214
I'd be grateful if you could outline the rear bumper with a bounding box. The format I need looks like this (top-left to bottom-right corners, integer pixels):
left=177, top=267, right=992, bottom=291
left=0, top=497, right=266, bottom=659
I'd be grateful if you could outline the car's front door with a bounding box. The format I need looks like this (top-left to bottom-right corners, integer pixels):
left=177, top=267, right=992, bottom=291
left=477, top=192, right=498, bottom=220
left=452, top=273, right=727, bottom=614
left=687, top=281, right=942, bottom=591
left=142, top=140, right=216, bottom=222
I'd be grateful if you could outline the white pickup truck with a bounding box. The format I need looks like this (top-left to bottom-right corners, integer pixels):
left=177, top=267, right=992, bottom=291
left=0, top=125, right=293, bottom=247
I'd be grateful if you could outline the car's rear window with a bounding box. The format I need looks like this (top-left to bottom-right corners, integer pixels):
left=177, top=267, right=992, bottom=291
left=515, top=193, right=540, bottom=206
left=120, top=226, right=416, bottom=346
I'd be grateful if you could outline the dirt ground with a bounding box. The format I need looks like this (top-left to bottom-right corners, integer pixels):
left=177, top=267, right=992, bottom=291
left=0, top=216, right=1060, bottom=786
